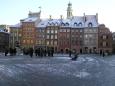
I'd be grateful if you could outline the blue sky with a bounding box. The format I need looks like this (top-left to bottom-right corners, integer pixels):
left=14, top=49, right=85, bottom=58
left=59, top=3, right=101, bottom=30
left=0, top=0, right=115, bottom=31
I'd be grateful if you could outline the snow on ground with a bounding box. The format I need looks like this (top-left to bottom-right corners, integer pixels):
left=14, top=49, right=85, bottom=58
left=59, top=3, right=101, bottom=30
left=0, top=54, right=115, bottom=86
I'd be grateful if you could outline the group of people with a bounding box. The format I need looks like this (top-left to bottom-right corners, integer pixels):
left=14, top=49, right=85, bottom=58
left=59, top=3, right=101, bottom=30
left=4, top=47, right=79, bottom=61
left=5, top=48, right=17, bottom=56
left=23, top=47, right=54, bottom=58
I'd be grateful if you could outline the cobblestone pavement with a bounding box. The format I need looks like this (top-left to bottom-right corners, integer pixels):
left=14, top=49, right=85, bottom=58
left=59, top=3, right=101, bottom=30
left=0, top=54, right=115, bottom=86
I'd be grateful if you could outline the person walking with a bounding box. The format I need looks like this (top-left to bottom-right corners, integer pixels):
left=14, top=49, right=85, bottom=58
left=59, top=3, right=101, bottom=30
left=5, top=48, right=9, bottom=56
left=29, top=48, right=33, bottom=58
left=71, top=52, right=78, bottom=61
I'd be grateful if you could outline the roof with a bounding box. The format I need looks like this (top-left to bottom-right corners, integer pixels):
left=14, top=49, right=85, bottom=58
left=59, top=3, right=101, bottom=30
left=36, top=14, right=98, bottom=28
left=22, top=17, right=39, bottom=22
left=37, top=19, right=49, bottom=28
left=10, top=23, right=21, bottom=28
left=0, top=28, right=9, bottom=33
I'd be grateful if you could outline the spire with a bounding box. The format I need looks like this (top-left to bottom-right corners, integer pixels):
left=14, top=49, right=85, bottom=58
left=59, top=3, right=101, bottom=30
left=67, top=2, right=73, bottom=19
left=39, top=6, right=41, bottom=13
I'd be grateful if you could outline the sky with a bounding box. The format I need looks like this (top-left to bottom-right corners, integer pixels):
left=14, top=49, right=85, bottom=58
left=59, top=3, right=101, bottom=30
left=0, top=0, right=115, bottom=31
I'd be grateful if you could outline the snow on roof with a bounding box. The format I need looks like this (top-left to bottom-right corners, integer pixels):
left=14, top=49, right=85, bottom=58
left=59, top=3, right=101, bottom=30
left=71, top=16, right=84, bottom=28
left=22, top=17, right=39, bottom=22
left=10, top=23, right=21, bottom=28
left=36, top=15, right=98, bottom=28
left=48, top=19, right=61, bottom=25
left=37, top=19, right=49, bottom=28
left=71, top=15, right=98, bottom=28
left=84, top=15, right=98, bottom=27
left=0, top=28, right=8, bottom=33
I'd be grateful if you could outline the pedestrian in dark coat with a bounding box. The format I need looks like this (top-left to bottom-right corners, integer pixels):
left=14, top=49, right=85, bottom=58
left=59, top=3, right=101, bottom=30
left=71, top=52, right=78, bottom=61
left=102, top=52, right=105, bottom=57
left=5, top=48, right=9, bottom=56
left=35, top=48, right=38, bottom=56
left=29, top=48, right=33, bottom=58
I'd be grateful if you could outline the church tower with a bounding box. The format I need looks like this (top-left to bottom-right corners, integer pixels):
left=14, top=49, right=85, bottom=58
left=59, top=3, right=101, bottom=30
left=67, top=2, right=73, bottom=19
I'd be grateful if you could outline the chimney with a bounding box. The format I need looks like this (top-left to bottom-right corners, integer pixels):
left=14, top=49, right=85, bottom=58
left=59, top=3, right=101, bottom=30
left=96, top=13, right=98, bottom=22
left=83, top=13, right=86, bottom=22
left=49, top=15, right=52, bottom=20
left=60, top=15, right=63, bottom=20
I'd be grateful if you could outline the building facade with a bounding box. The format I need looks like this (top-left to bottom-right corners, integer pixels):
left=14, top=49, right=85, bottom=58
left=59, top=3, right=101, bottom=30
left=9, top=2, right=112, bottom=54
left=0, top=25, right=9, bottom=52
left=112, top=32, right=115, bottom=54
left=10, top=24, right=22, bottom=48
left=98, top=24, right=112, bottom=54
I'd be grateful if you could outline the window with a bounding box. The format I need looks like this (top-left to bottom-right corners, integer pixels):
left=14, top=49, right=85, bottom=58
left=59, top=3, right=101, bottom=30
left=60, top=29, right=63, bottom=32
left=76, top=30, right=78, bottom=32
left=85, top=34, right=88, bottom=38
left=42, top=35, right=45, bottom=38
left=55, top=35, right=57, bottom=39
left=48, top=22, right=51, bottom=26
left=67, top=29, right=70, bottom=32
left=39, top=35, right=42, bottom=38
left=88, top=22, right=93, bottom=27
left=63, top=29, right=66, bottom=32
left=51, top=30, right=54, bottom=33
left=54, top=41, right=57, bottom=45
left=47, top=35, right=49, bottom=39
left=31, top=40, right=33, bottom=44
left=103, top=42, right=106, bottom=47
left=19, top=34, right=21, bottom=37
left=55, top=23, right=58, bottom=26
left=42, top=30, right=44, bottom=32
left=72, top=30, right=74, bottom=32
left=51, top=35, right=53, bottom=39
left=89, top=34, right=92, bottom=38
left=80, top=29, right=82, bottom=32
left=15, top=33, right=17, bottom=36
left=27, top=40, right=30, bottom=44
left=78, top=22, right=82, bottom=27
left=80, top=35, right=82, bottom=38
left=74, top=23, right=77, bottom=26
left=67, top=34, right=69, bottom=38
left=52, top=22, right=55, bottom=26
left=51, top=41, right=53, bottom=45
left=23, top=40, right=25, bottom=43
left=47, top=41, right=49, bottom=45
left=61, top=23, right=65, bottom=26
left=66, top=22, right=69, bottom=26
left=103, top=35, right=106, bottom=39
left=47, top=30, right=50, bottom=33
left=55, top=30, right=57, bottom=33
left=93, top=29, right=96, bottom=32
left=89, top=29, right=92, bottom=32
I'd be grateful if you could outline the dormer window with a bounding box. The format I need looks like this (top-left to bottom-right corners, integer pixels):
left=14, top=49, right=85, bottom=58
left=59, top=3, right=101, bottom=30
left=55, top=22, right=58, bottom=26
left=61, top=23, right=65, bottom=26
left=66, top=22, right=69, bottom=26
left=51, top=22, right=55, bottom=26
left=74, top=22, right=77, bottom=26
left=88, top=22, right=93, bottom=27
left=78, top=22, right=82, bottom=27
left=48, top=22, right=51, bottom=25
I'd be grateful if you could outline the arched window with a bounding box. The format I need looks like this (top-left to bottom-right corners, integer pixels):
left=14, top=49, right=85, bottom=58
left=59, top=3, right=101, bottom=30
left=88, top=22, right=93, bottom=27
left=55, top=22, right=58, bottom=26
left=51, top=22, right=55, bottom=26
left=66, top=22, right=69, bottom=26
left=78, top=22, right=82, bottom=27
left=48, top=22, right=51, bottom=25
left=74, top=22, right=77, bottom=26
left=61, top=22, right=65, bottom=26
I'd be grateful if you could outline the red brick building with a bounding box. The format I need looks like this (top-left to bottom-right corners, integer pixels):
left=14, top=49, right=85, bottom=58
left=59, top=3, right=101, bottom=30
left=98, top=24, right=112, bottom=54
